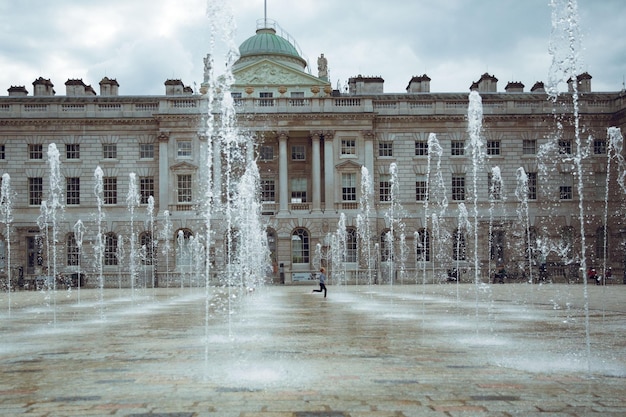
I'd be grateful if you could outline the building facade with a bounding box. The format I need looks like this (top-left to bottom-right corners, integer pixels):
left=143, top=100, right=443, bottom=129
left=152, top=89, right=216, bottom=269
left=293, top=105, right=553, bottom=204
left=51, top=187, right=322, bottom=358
left=1, top=20, right=625, bottom=289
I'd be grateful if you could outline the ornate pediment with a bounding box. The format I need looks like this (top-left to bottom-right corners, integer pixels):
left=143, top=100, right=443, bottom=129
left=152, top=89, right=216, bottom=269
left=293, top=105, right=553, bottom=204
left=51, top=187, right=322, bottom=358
left=234, top=59, right=327, bottom=87
left=335, top=159, right=363, bottom=171
left=170, top=161, right=198, bottom=172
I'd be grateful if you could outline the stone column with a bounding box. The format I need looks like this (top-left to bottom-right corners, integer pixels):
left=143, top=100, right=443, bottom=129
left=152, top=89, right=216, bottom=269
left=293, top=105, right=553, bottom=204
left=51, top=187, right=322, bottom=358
left=311, top=131, right=321, bottom=212
left=323, top=131, right=335, bottom=212
left=157, top=131, right=170, bottom=212
left=278, top=132, right=289, bottom=214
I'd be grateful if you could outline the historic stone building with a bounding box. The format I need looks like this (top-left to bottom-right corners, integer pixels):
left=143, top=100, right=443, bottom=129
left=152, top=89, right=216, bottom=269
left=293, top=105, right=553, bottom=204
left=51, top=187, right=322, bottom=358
left=1, top=19, right=625, bottom=289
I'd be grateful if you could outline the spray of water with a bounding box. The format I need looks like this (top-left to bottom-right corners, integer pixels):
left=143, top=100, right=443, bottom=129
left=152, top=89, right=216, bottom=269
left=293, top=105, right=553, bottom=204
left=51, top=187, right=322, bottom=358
left=1, top=173, right=12, bottom=315
left=93, top=166, right=105, bottom=319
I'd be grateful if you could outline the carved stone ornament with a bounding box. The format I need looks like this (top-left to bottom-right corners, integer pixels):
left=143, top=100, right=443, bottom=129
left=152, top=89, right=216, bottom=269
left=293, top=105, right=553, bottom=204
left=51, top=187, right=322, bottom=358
left=237, top=63, right=312, bottom=85
left=245, top=86, right=255, bottom=96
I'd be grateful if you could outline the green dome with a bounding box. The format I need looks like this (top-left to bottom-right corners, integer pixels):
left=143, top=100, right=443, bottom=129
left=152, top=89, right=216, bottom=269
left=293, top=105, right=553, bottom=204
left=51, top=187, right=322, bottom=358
left=239, top=28, right=301, bottom=59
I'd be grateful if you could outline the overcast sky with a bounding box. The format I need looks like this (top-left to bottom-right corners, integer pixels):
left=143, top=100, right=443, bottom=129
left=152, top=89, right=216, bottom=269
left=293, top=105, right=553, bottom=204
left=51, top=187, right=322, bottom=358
left=0, top=0, right=624, bottom=96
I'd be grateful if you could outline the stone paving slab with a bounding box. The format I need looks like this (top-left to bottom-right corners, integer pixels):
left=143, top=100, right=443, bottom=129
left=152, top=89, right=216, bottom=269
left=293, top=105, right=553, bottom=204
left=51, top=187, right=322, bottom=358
left=1, top=284, right=625, bottom=416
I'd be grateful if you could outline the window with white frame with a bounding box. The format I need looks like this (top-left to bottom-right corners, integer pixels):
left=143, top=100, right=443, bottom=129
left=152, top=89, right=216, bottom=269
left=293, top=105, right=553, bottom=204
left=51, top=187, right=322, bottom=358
left=341, top=139, right=356, bottom=155
left=291, top=178, right=307, bottom=202
left=378, top=141, right=393, bottom=157
left=177, top=174, right=192, bottom=203
left=414, top=140, right=428, bottom=156
left=291, top=145, right=305, bottom=160
left=177, top=140, right=192, bottom=158
left=140, top=143, right=154, bottom=159
left=342, top=173, right=356, bottom=201
left=103, top=143, right=117, bottom=159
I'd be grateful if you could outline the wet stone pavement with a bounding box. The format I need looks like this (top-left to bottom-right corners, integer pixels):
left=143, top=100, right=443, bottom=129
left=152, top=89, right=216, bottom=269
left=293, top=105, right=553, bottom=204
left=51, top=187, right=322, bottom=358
left=1, top=283, right=625, bottom=416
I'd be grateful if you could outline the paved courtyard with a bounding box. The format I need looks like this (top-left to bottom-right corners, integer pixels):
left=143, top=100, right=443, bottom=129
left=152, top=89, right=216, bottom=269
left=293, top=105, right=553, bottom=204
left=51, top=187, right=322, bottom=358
left=1, top=283, right=625, bottom=416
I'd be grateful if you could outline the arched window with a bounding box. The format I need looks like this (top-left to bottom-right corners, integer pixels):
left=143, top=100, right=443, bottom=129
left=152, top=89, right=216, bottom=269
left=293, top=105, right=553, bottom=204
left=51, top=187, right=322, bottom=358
left=490, top=230, right=505, bottom=263
left=291, top=228, right=309, bottom=264
left=416, top=228, right=430, bottom=262
left=595, top=226, right=608, bottom=260
left=139, top=231, right=153, bottom=265
left=266, top=228, right=277, bottom=264
left=346, top=227, right=357, bottom=263
left=176, top=229, right=193, bottom=268
left=104, top=233, right=118, bottom=266
left=66, top=234, right=80, bottom=266
left=453, top=228, right=466, bottom=261
left=380, top=230, right=391, bottom=262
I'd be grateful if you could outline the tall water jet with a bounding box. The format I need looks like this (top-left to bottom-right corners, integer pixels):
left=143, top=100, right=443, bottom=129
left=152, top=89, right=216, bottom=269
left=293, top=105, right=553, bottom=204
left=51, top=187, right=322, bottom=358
left=424, top=134, right=446, bottom=285
left=515, top=167, right=533, bottom=284
left=488, top=167, right=504, bottom=282
left=1, top=173, right=12, bottom=315
left=357, top=166, right=374, bottom=285
left=455, top=203, right=470, bottom=300
left=94, top=167, right=105, bottom=319
left=548, top=0, right=590, bottom=372
left=603, top=127, right=625, bottom=285
left=384, top=162, right=405, bottom=284
left=127, top=173, right=140, bottom=298
left=159, top=210, right=172, bottom=288
left=116, top=234, right=124, bottom=290
left=73, top=220, right=85, bottom=303
left=468, top=90, right=485, bottom=315
left=146, top=195, right=156, bottom=290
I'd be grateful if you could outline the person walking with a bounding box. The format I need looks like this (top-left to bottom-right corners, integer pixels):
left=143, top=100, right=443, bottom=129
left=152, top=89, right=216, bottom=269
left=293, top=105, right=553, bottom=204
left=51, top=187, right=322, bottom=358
left=312, top=267, right=327, bottom=298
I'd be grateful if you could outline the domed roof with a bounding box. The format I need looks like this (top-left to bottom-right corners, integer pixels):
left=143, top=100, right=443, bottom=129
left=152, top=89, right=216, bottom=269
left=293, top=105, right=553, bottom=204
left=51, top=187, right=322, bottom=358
left=239, top=27, right=301, bottom=59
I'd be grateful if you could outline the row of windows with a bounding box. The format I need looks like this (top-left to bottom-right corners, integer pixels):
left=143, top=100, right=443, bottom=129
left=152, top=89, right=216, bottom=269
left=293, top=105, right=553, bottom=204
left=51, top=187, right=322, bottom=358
left=290, top=225, right=611, bottom=265
left=27, top=177, right=156, bottom=206
left=3, top=143, right=157, bottom=161
left=256, top=138, right=609, bottom=162
left=260, top=172, right=542, bottom=203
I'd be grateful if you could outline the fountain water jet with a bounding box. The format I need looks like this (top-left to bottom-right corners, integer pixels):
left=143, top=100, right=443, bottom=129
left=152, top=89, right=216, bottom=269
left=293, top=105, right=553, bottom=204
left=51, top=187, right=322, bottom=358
left=1, top=173, right=12, bottom=315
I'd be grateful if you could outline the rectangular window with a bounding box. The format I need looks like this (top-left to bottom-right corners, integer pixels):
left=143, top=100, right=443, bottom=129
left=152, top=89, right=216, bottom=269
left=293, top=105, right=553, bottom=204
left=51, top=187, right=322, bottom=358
left=66, top=177, right=80, bottom=205
left=103, top=177, right=117, bottom=204
left=559, top=173, right=573, bottom=200
left=259, top=92, right=274, bottom=107
left=261, top=178, right=275, bottom=202
left=103, top=144, right=117, bottom=159
left=415, top=175, right=427, bottom=201
left=177, top=141, right=192, bottom=158
left=593, top=139, right=607, bottom=155
left=378, top=141, right=393, bottom=157
left=379, top=174, right=391, bottom=202
left=29, top=144, right=43, bottom=159
left=66, top=235, right=79, bottom=266
left=140, top=143, right=154, bottom=159
left=291, top=145, right=306, bottom=160
left=414, top=140, right=428, bottom=156
left=66, top=144, right=80, bottom=159
left=558, top=139, right=572, bottom=155
left=522, top=139, right=536, bottom=155
left=177, top=174, right=192, bottom=203
left=527, top=172, right=537, bottom=200
left=105, top=234, right=118, bottom=266
left=452, top=175, right=465, bottom=201
left=0, top=144, right=5, bottom=159
left=487, top=140, right=501, bottom=156
left=451, top=141, right=465, bottom=156
left=341, top=139, right=356, bottom=155
left=290, top=178, right=307, bottom=202
left=342, top=173, right=356, bottom=201
left=140, top=176, right=155, bottom=204
left=259, top=145, right=274, bottom=161
left=28, top=177, right=43, bottom=205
